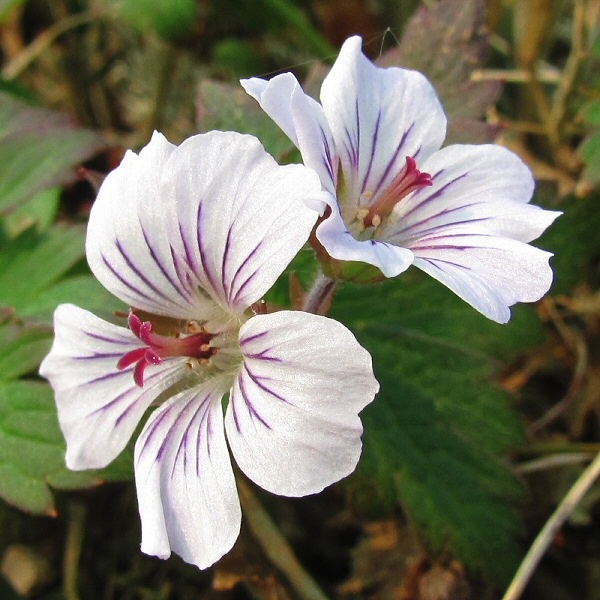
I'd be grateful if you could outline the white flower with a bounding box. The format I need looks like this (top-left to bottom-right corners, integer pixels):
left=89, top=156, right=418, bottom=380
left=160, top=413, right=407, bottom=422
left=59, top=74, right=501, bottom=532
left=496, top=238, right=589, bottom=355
left=241, top=36, right=561, bottom=323
left=39, top=131, right=379, bottom=569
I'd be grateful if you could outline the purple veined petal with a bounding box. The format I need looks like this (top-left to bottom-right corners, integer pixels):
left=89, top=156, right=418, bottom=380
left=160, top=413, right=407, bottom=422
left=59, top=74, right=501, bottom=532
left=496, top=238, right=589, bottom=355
left=385, top=144, right=561, bottom=247
left=39, top=304, right=187, bottom=470
left=320, top=36, right=447, bottom=207
left=161, top=131, right=325, bottom=313
left=242, top=74, right=338, bottom=197
left=411, top=234, right=555, bottom=323
left=134, top=377, right=240, bottom=570
left=225, top=311, right=379, bottom=497
left=315, top=200, right=414, bottom=277
left=86, top=132, right=218, bottom=321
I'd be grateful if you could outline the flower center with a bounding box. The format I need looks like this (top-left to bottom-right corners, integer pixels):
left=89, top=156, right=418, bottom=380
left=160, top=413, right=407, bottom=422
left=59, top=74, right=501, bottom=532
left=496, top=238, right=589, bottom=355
left=360, top=156, right=432, bottom=229
left=118, top=313, right=216, bottom=387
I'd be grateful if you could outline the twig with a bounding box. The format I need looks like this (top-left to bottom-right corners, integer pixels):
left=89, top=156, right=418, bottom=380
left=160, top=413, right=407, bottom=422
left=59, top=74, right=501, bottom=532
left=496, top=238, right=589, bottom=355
left=471, top=67, right=561, bottom=84
left=237, top=478, right=331, bottom=600
left=514, top=452, right=594, bottom=474
left=547, top=0, right=586, bottom=147
left=63, top=499, right=86, bottom=600
left=502, top=451, right=600, bottom=600
left=1, top=11, right=95, bottom=79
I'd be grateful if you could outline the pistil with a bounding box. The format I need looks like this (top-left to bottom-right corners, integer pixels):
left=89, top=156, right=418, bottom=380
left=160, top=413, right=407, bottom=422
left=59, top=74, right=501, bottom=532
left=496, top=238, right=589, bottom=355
left=362, top=156, right=432, bottom=229
left=118, top=313, right=216, bottom=387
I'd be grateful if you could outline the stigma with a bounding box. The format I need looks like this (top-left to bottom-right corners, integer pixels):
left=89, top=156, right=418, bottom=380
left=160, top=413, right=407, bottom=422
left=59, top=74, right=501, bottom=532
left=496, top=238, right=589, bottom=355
left=117, top=313, right=216, bottom=387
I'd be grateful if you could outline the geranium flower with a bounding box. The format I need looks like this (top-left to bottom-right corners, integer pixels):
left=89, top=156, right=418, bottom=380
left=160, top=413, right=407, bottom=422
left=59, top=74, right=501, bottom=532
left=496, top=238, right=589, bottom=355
left=39, top=131, right=379, bottom=569
left=241, top=36, right=561, bottom=323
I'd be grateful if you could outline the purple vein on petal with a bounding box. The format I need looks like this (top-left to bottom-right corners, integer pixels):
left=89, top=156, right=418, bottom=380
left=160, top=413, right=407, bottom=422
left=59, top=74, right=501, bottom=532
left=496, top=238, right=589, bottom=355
left=229, top=242, right=263, bottom=306
left=170, top=397, right=208, bottom=480
left=370, top=122, right=415, bottom=196
left=402, top=172, right=470, bottom=220
left=83, top=330, right=132, bottom=344
left=101, top=253, right=158, bottom=305
left=240, top=330, right=270, bottom=345
left=242, top=362, right=290, bottom=405
left=389, top=203, right=491, bottom=239
left=73, top=351, right=125, bottom=360
left=359, top=110, right=382, bottom=195
left=115, top=238, right=180, bottom=307
left=318, top=123, right=335, bottom=181
left=221, top=226, right=233, bottom=303
left=238, top=371, right=272, bottom=429
left=141, top=226, right=193, bottom=303
left=196, top=201, right=220, bottom=296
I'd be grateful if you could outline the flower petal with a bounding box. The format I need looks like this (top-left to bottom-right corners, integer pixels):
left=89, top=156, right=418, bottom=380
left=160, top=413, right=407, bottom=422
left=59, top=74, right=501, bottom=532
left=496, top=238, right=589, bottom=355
left=412, top=235, right=555, bottom=323
left=87, top=131, right=324, bottom=324
left=135, top=379, right=241, bottom=570
left=241, top=74, right=338, bottom=195
left=39, top=304, right=186, bottom=470
left=225, top=311, right=378, bottom=497
left=320, top=36, right=446, bottom=207
left=163, top=131, right=325, bottom=314
left=384, top=144, right=561, bottom=247
left=316, top=200, right=414, bottom=277
left=86, top=132, right=207, bottom=320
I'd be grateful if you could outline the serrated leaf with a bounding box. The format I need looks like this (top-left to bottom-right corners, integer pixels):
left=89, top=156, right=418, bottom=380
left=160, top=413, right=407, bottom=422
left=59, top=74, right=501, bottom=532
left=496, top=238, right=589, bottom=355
left=0, top=93, right=103, bottom=215
left=0, top=380, right=132, bottom=515
left=332, top=276, right=535, bottom=582
left=378, top=0, right=501, bottom=145
left=197, top=79, right=294, bottom=162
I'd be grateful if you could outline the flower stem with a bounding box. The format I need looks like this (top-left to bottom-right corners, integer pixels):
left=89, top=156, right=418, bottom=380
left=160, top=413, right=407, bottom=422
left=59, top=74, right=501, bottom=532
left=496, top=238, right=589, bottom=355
left=237, top=478, right=331, bottom=600
left=302, top=272, right=336, bottom=315
left=63, top=499, right=86, bottom=600
left=502, top=451, right=600, bottom=600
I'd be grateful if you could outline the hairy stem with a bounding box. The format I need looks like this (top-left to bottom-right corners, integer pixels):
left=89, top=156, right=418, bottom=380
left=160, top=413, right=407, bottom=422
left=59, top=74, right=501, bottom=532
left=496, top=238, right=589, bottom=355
left=302, top=272, right=336, bottom=315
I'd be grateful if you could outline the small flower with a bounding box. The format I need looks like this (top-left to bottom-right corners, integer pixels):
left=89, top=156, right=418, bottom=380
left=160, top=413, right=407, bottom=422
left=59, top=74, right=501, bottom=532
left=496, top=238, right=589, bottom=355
left=242, top=36, right=561, bottom=323
left=40, top=131, right=379, bottom=569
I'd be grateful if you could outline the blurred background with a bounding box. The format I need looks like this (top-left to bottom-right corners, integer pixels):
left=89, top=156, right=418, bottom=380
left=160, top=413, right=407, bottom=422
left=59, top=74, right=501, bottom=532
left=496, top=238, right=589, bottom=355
left=0, top=0, right=599, bottom=598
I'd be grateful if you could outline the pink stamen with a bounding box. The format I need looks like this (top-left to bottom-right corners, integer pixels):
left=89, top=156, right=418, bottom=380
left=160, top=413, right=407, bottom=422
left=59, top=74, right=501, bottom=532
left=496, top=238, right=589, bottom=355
left=118, top=313, right=215, bottom=388
left=363, top=156, right=432, bottom=228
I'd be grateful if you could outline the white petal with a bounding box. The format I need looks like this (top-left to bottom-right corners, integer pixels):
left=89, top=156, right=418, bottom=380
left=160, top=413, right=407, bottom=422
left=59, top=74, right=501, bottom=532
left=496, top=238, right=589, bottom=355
left=87, top=131, right=323, bottom=324
left=225, top=311, right=379, bottom=497
left=241, top=74, right=338, bottom=195
left=320, top=36, right=447, bottom=206
left=316, top=200, right=414, bottom=277
left=86, top=132, right=208, bottom=320
left=162, top=131, right=325, bottom=315
left=385, top=144, right=561, bottom=246
left=135, top=379, right=241, bottom=570
left=39, top=304, right=186, bottom=470
left=412, top=235, right=555, bottom=323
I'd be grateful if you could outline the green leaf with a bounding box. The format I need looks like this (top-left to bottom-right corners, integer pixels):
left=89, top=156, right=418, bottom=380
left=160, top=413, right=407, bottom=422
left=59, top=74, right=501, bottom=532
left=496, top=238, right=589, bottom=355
left=0, top=225, right=86, bottom=312
left=119, top=0, right=199, bottom=40
left=197, top=79, right=295, bottom=162
left=3, top=187, right=61, bottom=237
left=378, top=0, right=500, bottom=144
left=539, top=193, right=600, bottom=294
left=0, top=93, right=103, bottom=215
left=579, top=100, right=600, bottom=126
left=0, top=317, right=52, bottom=381
left=333, top=275, right=536, bottom=582
left=0, top=381, right=131, bottom=515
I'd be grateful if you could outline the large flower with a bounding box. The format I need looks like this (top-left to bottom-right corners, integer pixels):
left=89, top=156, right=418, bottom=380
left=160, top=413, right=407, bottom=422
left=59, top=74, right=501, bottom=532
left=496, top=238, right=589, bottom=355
left=241, top=36, right=561, bottom=323
left=39, top=131, right=379, bottom=569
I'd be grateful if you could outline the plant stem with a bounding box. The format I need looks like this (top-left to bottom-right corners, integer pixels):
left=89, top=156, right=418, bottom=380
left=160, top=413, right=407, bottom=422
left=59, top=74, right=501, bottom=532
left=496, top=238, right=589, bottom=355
left=237, top=478, right=331, bottom=600
left=302, top=272, right=336, bottom=315
left=502, top=451, right=600, bottom=600
left=63, top=499, right=86, bottom=600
